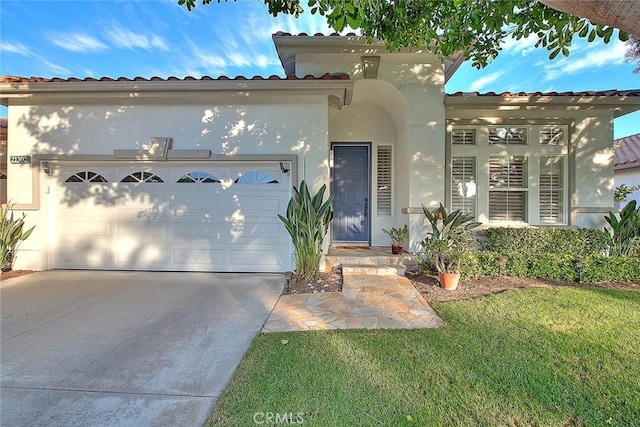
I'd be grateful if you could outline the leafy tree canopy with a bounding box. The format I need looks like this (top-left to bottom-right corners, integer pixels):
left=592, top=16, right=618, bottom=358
left=178, top=0, right=629, bottom=68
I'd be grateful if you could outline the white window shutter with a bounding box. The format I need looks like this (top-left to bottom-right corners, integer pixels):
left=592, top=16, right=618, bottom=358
left=539, top=127, right=565, bottom=145
left=377, top=145, right=392, bottom=215
left=451, top=156, right=476, bottom=216
left=452, top=129, right=476, bottom=145
left=489, top=127, right=527, bottom=145
left=539, top=156, right=564, bottom=223
left=489, top=156, right=527, bottom=222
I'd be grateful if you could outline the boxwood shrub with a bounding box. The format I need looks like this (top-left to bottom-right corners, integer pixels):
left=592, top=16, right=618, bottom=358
left=460, top=251, right=640, bottom=282
left=479, top=227, right=610, bottom=256
left=419, top=226, right=639, bottom=282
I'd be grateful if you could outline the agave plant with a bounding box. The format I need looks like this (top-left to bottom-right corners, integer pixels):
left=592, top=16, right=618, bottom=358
left=1, top=204, right=36, bottom=272
left=278, top=181, right=334, bottom=282
left=604, top=200, right=640, bottom=256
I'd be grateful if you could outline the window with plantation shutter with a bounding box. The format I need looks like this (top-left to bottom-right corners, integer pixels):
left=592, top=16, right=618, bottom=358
left=451, top=157, right=476, bottom=216
left=539, top=157, right=564, bottom=223
left=451, top=129, right=476, bottom=145
left=489, top=156, right=527, bottom=222
left=377, top=145, right=392, bottom=215
left=449, top=124, right=568, bottom=225
left=489, top=192, right=527, bottom=222
left=539, top=127, right=565, bottom=145
left=488, top=127, right=527, bottom=145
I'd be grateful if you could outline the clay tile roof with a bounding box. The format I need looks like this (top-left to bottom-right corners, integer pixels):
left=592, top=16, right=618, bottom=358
left=447, top=90, right=640, bottom=97
left=0, top=73, right=351, bottom=84
left=273, top=31, right=359, bottom=37
left=615, top=133, right=640, bottom=170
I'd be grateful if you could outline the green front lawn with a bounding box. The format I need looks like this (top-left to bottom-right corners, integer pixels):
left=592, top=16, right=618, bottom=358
left=208, top=287, right=640, bottom=426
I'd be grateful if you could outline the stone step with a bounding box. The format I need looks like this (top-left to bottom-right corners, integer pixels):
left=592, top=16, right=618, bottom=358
left=340, top=264, right=406, bottom=276
left=325, top=255, right=414, bottom=272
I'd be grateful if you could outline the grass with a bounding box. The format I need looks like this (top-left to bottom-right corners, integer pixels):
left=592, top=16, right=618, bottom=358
left=207, top=287, right=640, bottom=426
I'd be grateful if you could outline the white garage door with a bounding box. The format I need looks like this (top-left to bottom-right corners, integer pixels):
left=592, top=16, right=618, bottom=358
left=51, top=162, right=292, bottom=272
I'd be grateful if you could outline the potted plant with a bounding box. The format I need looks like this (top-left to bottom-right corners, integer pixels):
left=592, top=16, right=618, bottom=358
left=382, top=225, right=409, bottom=254
left=419, top=203, right=481, bottom=290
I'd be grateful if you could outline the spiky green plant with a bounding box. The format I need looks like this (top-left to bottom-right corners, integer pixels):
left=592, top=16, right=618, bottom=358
left=278, top=181, right=334, bottom=282
left=1, top=204, right=36, bottom=272
left=604, top=200, right=640, bottom=256
left=418, top=203, right=481, bottom=273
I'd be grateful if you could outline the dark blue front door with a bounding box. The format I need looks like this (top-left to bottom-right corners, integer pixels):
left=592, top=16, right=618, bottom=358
left=331, top=144, right=370, bottom=243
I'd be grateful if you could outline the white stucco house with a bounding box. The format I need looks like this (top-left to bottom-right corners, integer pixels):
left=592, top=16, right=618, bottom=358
left=614, top=132, right=640, bottom=208
left=2, top=33, right=640, bottom=273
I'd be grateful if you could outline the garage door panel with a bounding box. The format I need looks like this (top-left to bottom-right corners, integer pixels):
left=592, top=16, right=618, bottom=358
left=57, top=245, right=113, bottom=268
left=231, top=197, right=285, bottom=212
left=172, top=249, right=225, bottom=269
left=53, top=162, right=292, bottom=272
left=172, top=195, right=224, bottom=211
left=229, top=249, right=286, bottom=268
left=172, top=221, right=231, bottom=239
left=114, top=244, right=168, bottom=268
left=115, top=222, right=168, bottom=239
left=58, top=221, right=111, bottom=237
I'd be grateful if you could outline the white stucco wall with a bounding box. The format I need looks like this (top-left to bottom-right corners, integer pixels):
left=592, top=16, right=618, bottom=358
left=6, top=96, right=330, bottom=270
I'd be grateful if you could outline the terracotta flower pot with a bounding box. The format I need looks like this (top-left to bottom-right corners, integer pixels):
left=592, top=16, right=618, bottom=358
left=438, top=272, right=460, bottom=291
left=391, top=244, right=404, bottom=255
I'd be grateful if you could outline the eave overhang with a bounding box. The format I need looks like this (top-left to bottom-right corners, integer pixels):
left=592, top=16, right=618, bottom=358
left=0, top=76, right=354, bottom=110
left=445, top=91, right=640, bottom=118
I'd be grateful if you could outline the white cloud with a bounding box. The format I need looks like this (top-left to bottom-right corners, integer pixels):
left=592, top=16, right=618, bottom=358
left=105, top=26, right=168, bottom=50
left=41, top=60, right=71, bottom=76
left=191, top=46, right=227, bottom=70
left=0, top=42, right=31, bottom=56
left=469, top=71, right=507, bottom=92
left=226, top=52, right=251, bottom=68
left=501, top=35, right=539, bottom=57
left=543, top=40, right=627, bottom=81
left=49, top=32, right=107, bottom=52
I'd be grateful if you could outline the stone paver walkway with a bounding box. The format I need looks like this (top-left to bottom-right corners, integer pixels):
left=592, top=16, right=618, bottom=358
left=262, top=271, right=445, bottom=332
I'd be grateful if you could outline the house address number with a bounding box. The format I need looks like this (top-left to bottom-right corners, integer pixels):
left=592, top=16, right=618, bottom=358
left=10, top=155, right=32, bottom=164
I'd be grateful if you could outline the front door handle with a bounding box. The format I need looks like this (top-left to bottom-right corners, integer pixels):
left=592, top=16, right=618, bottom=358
left=364, top=198, right=368, bottom=217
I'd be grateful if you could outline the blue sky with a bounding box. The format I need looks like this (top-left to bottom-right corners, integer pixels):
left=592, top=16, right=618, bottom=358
left=1, top=0, right=639, bottom=137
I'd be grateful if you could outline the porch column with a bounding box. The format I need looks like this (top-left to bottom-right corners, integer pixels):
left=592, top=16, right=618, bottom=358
left=398, top=83, right=446, bottom=251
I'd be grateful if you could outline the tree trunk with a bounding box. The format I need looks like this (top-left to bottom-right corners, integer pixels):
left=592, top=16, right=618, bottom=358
left=540, top=0, right=640, bottom=37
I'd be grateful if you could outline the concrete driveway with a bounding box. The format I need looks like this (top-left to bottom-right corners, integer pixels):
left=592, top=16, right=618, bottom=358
left=0, top=270, right=284, bottom=427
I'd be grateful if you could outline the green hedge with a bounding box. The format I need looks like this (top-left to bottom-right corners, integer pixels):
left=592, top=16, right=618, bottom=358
left=459, top=251, right=640, bottom=282
left=479, top=227, right=610, bottom=256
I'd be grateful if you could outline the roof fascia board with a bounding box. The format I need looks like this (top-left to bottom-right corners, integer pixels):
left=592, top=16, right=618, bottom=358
left=614, top=162, right=640, bottom=170
left=445, top=94, right=640, bottom=116
left=272, top=34, right=425, bottom=55
left=445, top=94, right=640, bottom=106
left=0, top=79, right=354, bottom=109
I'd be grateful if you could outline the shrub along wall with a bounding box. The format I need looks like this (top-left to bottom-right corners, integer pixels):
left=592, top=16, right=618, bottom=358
left=460, top=251, right=640, bottom=282
left=479, top=227, right=610, bottom=256
left=457, top=228, right=640, bottom=282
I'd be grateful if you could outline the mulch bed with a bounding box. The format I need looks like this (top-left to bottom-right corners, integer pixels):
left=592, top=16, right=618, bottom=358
left=0, top=270, right=34, bottom=281
left=285, top=272, right=343, bottom=294
left=286, top=270, right=640, bottom=303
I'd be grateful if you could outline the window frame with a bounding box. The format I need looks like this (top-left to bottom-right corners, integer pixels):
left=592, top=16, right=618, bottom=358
left=448, top=124, right=569, bottom=225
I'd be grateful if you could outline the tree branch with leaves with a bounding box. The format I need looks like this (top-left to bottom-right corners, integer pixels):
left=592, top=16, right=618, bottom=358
left=178, top=0, right=635, bottom=69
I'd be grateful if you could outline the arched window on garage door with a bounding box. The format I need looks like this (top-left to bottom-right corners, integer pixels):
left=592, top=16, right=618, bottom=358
left=65, top=171, right=108, bottom=183
left=234, top=171, right=279, bottom=184
left=121, top=171, right=164, bottom=183
left=177, top=171, right=221, bottom=183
